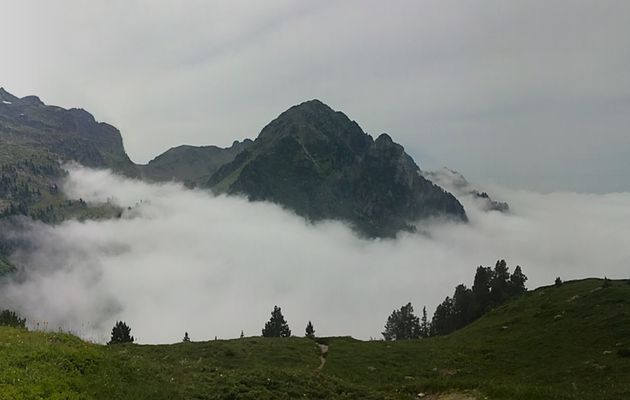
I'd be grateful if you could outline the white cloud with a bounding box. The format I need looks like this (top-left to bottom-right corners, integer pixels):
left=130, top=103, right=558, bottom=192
left=1, top=167, right=628, bottom=343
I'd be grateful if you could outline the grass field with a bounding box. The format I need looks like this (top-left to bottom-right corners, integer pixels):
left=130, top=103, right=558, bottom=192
left=0, top=278, right=628, bottom=399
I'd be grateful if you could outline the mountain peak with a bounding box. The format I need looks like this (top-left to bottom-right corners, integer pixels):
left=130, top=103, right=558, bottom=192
left=208, top=101, right=467, bottom=237
left=0, top=87, right=18, bottom=102
left=257, top=100, right=368, bottom=150
left=276, top=99, right=337, bottom=121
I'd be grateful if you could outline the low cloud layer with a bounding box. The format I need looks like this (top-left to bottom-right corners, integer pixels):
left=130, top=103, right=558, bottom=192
left=1, top=167, right=628, bottom=343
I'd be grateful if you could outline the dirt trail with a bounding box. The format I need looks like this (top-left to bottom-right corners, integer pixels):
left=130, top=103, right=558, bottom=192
left=317, top=344, right=328, bottom=370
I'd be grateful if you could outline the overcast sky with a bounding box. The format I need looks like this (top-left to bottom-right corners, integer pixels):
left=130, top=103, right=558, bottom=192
left=1, top=1, right=629, bottom=192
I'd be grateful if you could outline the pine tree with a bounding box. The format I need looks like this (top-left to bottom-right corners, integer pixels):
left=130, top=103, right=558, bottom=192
left=472, top=266, right=492, bottom=317
left=108, top=321, right=134, bottom=345
left=305, top=321, right=315, bottom=339
left=183, top=332, right=190, bottom=342
left=420, top=306, right=430, bottom=338
left=240, top=330, right=244, bottom=339
left=431, top=297, right=456, bottom=336
left=262, top=306, right=291, bottom=337
left=453, top=284, right=474, bottom=329
left=382, top=302, right=421, bottom=341
left=508, top=265, right=528, bottom=296
left=555, top=277, right=563, bottom=287
left=490, top=259, right=510, bottom=307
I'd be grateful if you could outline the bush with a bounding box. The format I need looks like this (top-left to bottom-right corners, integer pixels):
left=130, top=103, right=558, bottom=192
left=554, top=277, right=563, bottom=287
left=0, top=309, right=26, bottom=328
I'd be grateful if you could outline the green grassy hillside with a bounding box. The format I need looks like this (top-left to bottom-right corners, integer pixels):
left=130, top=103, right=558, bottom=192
left=0, top=278, right=628, bottom=399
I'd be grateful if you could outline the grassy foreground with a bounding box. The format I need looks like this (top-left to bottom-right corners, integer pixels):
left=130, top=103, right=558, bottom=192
left=0, top=278, right=629, bottom=399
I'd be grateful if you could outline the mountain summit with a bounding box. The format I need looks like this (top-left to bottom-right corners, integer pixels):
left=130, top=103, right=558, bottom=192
left=0, top=90, right=466, bottom=237
left=208, top=100, right=467, bottom=237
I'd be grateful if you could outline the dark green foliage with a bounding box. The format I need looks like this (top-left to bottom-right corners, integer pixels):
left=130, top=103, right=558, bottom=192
left=108, top=321, right=134, bottom=345
left=472, top=266, right=492, bottom=315
left=432, top=260, right=528, bottom=335
left=603, top=276, right=612, bottom=288
left=382, top=302, right=421, bottom=340
left=420, top=306, right=430, bottom=338
left=262, top=306, right=291, bottom=337
left=431, top=297, right=456, bottom=336
left=183, top=332, right=190, bottom=342
left=0, top=309, right=26, bottom=328
left=489, top=259, right=511, bottom=307
left=305, top=321, right=315, bottom=339
left=555, top=277, right=563, bottom=287
left=509, top=265, right=528, bottom=296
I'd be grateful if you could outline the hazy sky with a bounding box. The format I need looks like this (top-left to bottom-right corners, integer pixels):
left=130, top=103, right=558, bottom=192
left=1, top=1, right=629, bottom=192
left=2, top=167, right=628, bottom=343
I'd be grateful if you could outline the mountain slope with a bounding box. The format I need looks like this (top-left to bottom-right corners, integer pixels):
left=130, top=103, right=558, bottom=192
left=139, top=140, right=253, bottom=187
left=0, top=89, right=466, bottom=237
left=0, top=88, right=135, bottom=174
left=208, top=100, right=467, bottom=237
left=0, top=278, right=627, bottom=399
left=0, top=89, right=127, bottom=224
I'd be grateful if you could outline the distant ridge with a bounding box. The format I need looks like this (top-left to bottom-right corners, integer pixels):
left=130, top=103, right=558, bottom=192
left=0, top=89, right=467, bottom=237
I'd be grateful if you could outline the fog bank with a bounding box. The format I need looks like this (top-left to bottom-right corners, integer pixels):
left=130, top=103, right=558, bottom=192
left=1, top=167, right=628, bottom=343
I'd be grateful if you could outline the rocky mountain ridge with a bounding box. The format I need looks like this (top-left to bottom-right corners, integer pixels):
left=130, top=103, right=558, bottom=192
left=1, top=88, right=476, bottom=237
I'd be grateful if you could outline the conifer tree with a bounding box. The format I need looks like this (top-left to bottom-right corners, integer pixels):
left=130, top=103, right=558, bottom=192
left=108, top=321, right=134, bottom=345
left=508, top=265, right=528, bottom=296
left=305, top=321, right=315, bottom=339
left=382, top=302, right=421, bottom=340
left=420, top=306, right=430, bottom=338
left=262, top=306, right=291, bottom=337
left=183, top=332, right=190, bottom=342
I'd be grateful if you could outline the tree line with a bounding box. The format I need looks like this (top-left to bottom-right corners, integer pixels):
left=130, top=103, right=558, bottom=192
left=383, top=259, right=527, bottom=340
left=0, top=260, right=535, bottom=344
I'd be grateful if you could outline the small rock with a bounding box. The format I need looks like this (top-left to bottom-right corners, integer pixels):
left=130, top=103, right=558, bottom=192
left=417, top=393, right=425, bottom=398
left=603, top=350, right=613, bottom=355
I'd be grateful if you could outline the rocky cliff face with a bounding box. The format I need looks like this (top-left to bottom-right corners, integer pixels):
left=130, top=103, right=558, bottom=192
left=208, top=100, right=467, bottom=237
left=0, top=88, right=135, bottom=174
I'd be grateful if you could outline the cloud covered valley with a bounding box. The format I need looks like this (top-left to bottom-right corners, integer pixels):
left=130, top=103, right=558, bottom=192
left=0, top=167, right=628, bottom=344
